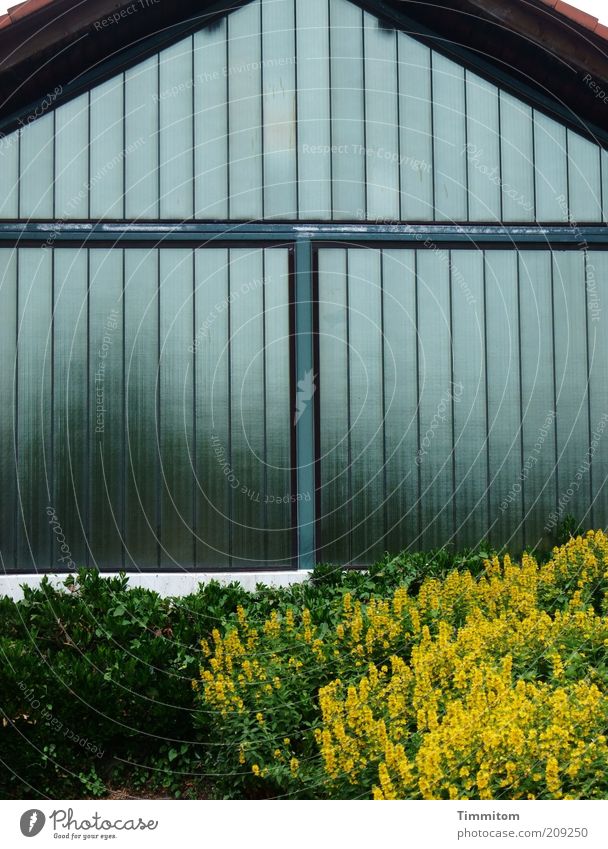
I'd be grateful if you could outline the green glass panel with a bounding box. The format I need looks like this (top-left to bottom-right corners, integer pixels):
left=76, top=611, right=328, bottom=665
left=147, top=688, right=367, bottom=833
left=17, top=250, right=52, bottom=568
left=587, top=251, right=608, bottom=529
left=518, top=251, right=556, bottom=549
left=53, top=249, right=89, bottom=565
left=318, top=248, right=349, bottom=563
left=194, top=248, right=230, bottom=567
left=159, top=250, right=195, bottom=566
left=485, top=250, right=523, bottom=550
left=124, top=249, right=159, bottom=568
left=262, top=0, right=297, bottom=219
left=417, top=248, right=454, bottom=548
left=432, top=54, right=467, bottom=221
left=348, top=248, right=385, bottom=562
left=125, top=56, right=159, bottom=219
left=398, top=35, right=433, bottom=221
left=263, top=249, right=293, bottom=564
left=451, top=250, right=487, bottom=546
left=0, top=250, right=17, bottom=570
left=90, top=77, right=125, bottom=219
left=568, top=130, right=602, bottom=223
left=466, top=74, right=500, bottom=222
left=534, top=112, right=568, bottom=222
left=383, top=249, right=419, bottom=553
left=159, top=39, right=194, bottom=220
left=230, top=248, right=266, bottom=564
left=89, top=249, right=125, bottom=569
left=55, top=94, right=89, bottom=220
left=330, top=0, right=365, bottom=220
left=296, top=0, right=331, bottom=219
left=0, top=132, right=19, bottom=218
left=19, top=114, right=54, bottom=219
left=228, top=0, right=263, bottom=219
left=499, top=92, right=535, bottom=222
left=194, top=19, right=229, bottom=219
left=553, top=252, right=590, bottom=527
left=364, top=14, right=399, bottom=221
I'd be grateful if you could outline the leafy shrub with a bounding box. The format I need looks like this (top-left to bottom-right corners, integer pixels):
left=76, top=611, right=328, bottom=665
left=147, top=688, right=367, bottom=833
left=196, top=532, right=608, bottom=799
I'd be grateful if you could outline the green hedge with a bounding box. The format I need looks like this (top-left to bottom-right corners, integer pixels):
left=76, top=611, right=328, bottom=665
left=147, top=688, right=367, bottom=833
left=0, top=546, right=496, bottom=799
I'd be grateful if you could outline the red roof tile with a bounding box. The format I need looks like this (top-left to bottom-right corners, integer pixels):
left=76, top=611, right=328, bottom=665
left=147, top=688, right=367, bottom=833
left=538, top=0, right=608, bottom=38
left=0, top=0, right=56, bottom=30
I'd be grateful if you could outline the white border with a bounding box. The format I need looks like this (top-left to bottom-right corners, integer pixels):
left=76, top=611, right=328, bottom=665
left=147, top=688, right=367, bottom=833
left=0, top=571, right=311, bottom=601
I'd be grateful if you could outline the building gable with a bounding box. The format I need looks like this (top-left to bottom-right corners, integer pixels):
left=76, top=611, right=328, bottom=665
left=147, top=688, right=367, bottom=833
left=0, top=0, right=605, bottom=224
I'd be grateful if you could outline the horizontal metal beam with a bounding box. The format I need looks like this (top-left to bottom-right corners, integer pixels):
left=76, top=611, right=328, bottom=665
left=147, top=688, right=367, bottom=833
left=0, top=222, right=607, bottom=246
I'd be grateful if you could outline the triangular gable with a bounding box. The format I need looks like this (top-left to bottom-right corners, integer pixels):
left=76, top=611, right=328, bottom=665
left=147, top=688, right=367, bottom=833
left=0, top=0, right=604, bottom=223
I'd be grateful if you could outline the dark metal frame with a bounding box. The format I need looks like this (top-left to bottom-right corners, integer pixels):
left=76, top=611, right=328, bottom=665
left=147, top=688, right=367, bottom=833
left=0, top=222, right=607, bottom=244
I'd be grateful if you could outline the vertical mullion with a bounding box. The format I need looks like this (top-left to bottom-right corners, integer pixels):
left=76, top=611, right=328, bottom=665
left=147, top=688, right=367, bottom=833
left=584, top=251, right=593, bottom=528
left=262, top=249, right=268, bottom=562
left=415, top=250, right=421, bottom=546
left=550, top=256, right=559, bottom=519
left=192, top=249, right=197, bottom=568
left=449, top=251, right=456, bottom=541
left=227, top=250, right=233, bottom=568
left=516, top=250, right=525, bottom=545
left=156, top=248, right=161, bottom=569
left=345, top=249, right=352, bottom=563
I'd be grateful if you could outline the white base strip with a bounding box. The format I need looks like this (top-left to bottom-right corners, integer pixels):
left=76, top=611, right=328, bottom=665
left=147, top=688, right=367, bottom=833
left=0, top=571, right=311, bottom=601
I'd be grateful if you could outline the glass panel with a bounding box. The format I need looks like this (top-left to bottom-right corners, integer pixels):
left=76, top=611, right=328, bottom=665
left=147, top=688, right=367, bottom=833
left=416, top=248, right=454, bottom=548
left=55, top=94, right=89, bottom=220
left=124, top=249, right=159, bottom=568
left=452, top=250, right=487, bottom=546
left=53, top=249, right=89, bottom=566
left=383, top=249, right=419, bottom=553
left=519, top=251, right=556, bottom=549
left=228, top=0, right=263, bottom=219
left=194, top=248, right=231, bottom=568
left=534, top=112, right=568, bottom=222
left=499, top=92, right=535, bottom=222
left=364, top=14, right=399, bottom=221
left=318, top=248, right=350, bottom=562
left=432, top=54, right=467, bottom=221
left=466, top=74, right=500, bottom=222
left=0, top=250, right=17, bottom=570
left=194, top=20, right=228, bottom=219
left=330, top=0, right=365, bottom=220
left=230, top=249, right=266, bottom=564
left=159, top=249, right=195, bottom=567
left=568, top=131, right=602, bottom=223
left=90, top=77, right=125, bottom=220
left=263, top=249, right=293, bottom=564
left=296, top=0, right=331, bottom=219
left=125, top=56, right=159, bottom=219
left=348, top=249, right=385, bottom=562
left=588, top=252, right=608, bottom=529
left=17, top=250, right=52, bottom=568
left=485, top=250, right=523, bottom=550
left=19, top=114, right=54, bottom=219
left=553, top=252, right=590, bottom=526
left=89, top=250, right=125, bottom=569
left=159, top=39, right=194, bottom=220
left=398, top=35, right=433, bottom=221
left=262, top=0, right=297, bottom=219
